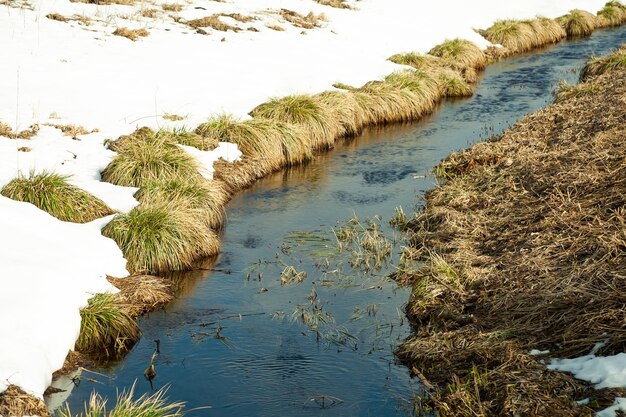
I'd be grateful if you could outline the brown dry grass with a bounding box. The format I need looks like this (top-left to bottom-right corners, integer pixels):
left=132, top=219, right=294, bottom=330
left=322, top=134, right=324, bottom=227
left=187, top=15, right=239, bottom=31
left=314, top=0, right=352, bottom=9
left=0, top=121, right=12, bottom=137
left=161, top=2, right=182, bottom=12
left=108, top=274, right=174, bottom=316
left=396, top=62, right=626, bottom=414
left=113, top=27, right=149, bottom=41
left=0, top=385, right=49, bottom=417
left=44, top=123, right=96, bottom=139
left=46, top=12, right=68, bottom=22
left=140, top=8, right=159, bottom=18
left=480, top=16, right=566, bottom=54
left=279, top=9, right=326, bottom=29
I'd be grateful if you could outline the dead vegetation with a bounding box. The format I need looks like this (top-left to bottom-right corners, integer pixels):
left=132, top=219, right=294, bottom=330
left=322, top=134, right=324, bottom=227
left=113, top=27, right=150, bottom=41
left=0, top=123, right=40, bottom=139
left=314, top=0, right=353, bottom=9
left=395, top=55, right=626, bottom=415
left=186, top=14, right=247, bottom=31
left=46, top=12, right=68, bottom=22
left=161, top=2, right=182, bottom=12
left=0, top=385, right=50, bottom=417
left=44, top=123, right=98, bottom=139
left=278, top=9, right=326, bottom=29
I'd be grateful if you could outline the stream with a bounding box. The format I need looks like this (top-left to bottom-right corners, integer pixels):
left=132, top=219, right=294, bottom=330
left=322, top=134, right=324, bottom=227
left=54, top=26, right=626, bottom=416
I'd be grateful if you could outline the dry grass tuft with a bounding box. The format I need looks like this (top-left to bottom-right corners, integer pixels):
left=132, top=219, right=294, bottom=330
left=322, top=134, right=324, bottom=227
left=0, top=385, right=50, bottom=417
left=140, top=8, right=159, bottom=18
left=557, top=9, right=599, bottom=38
left=397, top=64, right=626, bottom=414
left=102, top=127, right=203, bottom=188
left=0, top=121, right=13, bottom=137
left=314, top=0, right=352, bottom=9
left=428, top=38, right=486, bottom=70
left=580, top=45, right=626, bottom=81
left=187, top=15, right=239, bottom=31
left=266, top=24, right=285, bottom=31
left=45, top=123, right=96, bottom=139
left=553, top=79, right=601, bottom=102
left=161, top=2, right=182, bottom=12
left=46, top=12, right=68, bottom=22
left=279, top=9, right=326, bottom=29
left=108, top=275, right=174, bottom=316
left=113, top=27, right=150, bottom=41
left=1, top=171, right=114, bottom=223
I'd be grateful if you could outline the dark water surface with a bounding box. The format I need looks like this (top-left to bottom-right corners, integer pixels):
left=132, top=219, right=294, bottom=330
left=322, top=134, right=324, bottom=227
left=57, top=27, right=626, bottom=416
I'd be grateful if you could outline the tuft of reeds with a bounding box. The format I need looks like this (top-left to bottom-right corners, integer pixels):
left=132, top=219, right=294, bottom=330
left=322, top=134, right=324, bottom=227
left=428, top=38, right=487, bottom=70
left=1, top=171, right=114, bottom=223
left=76, top=293, right=140, bottom=357
left=0, top=385, right=50, bottom=417
left=134, top=178, right=228, bottom=230
left=597, top=1, right=626, bottom=27
left=580, top=46, right=626, bottom=81
left=557, top=9, right=599, bottom=38
left=113, top=27, right=150, bottom=41
left=58, top=383, right=185, bottom=417
left=250, top=95, right=339, bottom=151
left=102, top=199, right=221, bottom=274
left=102, top=128, right=203, bottom=188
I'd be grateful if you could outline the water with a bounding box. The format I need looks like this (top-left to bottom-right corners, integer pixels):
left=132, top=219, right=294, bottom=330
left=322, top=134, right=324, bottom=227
left=56, top=27, right=626, bottom=416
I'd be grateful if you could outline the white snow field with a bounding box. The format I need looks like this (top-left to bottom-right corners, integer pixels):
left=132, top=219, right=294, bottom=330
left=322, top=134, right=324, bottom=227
left=0, top=0, right=617, bottom=413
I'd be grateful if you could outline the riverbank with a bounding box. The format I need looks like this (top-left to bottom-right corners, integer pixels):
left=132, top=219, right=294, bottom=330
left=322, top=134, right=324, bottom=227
left=1, top=0, right=625, bottom=415
left=396, top=48, right=626, bottom=415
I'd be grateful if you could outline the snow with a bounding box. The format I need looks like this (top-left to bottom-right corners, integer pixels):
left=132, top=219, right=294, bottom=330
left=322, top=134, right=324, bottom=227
left=549, top=352, right=626, bottom=389
left=0, top=0, right=615, bottom=409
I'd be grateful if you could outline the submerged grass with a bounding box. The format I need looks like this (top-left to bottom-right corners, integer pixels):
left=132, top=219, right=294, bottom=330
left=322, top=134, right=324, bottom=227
left=0, top=171, right=114, bottom=223
left=396, top=62, right=626, bottom=414
left=76, top=293, right=140, bottom=357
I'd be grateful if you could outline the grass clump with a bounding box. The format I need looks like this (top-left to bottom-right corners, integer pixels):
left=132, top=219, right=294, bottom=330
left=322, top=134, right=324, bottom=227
left=428, top=38, right=486, bottom=70
left=553, top=80, right=600, bottom=102
left=580, top=46, right=626, bottom=81
left=481, top=17, right=565, bottom=54
left=437, top=71, right=474, bottom=97
left=161, top=2, right=182, bottom=12
left=109, top=275, right=174, bottom=316
left=58, top=383, right=185, bottom=417
left=597, top=1, right=626, bottom=27
left=76, top=293, right=140, bottom=357
left=102, top=200, right=220, bottom=274
left=0, top=122, right=13, bottom=137
left=557, top=9, right=599, bottom=38
left=250, top=95, right=339, bottom=151
left=279, top=9, right=326, bottom=29
left=314, top=0, right=352, bottom=9
left=134, top=178, right=228, bottom=229
left=113, top=27, right=150, bottom=41
left=46, top=12, right=68, bottom=22
left=102, top=128, right=203, bottom=188
left=1, top=171, right=114, bottom=223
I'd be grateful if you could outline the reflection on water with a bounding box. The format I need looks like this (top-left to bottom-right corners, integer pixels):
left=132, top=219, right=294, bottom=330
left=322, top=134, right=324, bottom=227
left=57, top=26, right=626, bottom=417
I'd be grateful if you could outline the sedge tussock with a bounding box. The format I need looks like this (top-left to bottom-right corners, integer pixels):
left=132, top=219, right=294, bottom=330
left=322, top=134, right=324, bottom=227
left=102, top=128, right=203, bottom=188
left=250, top=95, right=340, bottom=151
left=58, top=383, right=185, bottom=417
left=187, top=15, right=239, bottom=31
left=388, top=52, right=443, bottom=70
left=212, top=157, right=267, bottom=192
left=436, top=70, right=474, bottom=97
left=134, top=178, right=228, bottom=230
left=428, top=38, right=487, bottom=70
left=113, top=27, right=149, bottom=41
left=197, top=114, right=312, bottom=171
left=480, top=17, right=565, bottom=54
left=557, top=9, right=599, bottom=38
left=102, top=200, right=220, bottom=274
left=1, top=171, right=114, bottom=223
left=580, top=46, right=626, bottom=81
left=166, top=127, right=218, bottom=151
left=315, top=90, right=368, bottom=136
left=76, top=293, right=139, bottom=357
left=597, top=1, right=626, bottom=27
